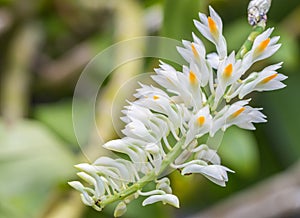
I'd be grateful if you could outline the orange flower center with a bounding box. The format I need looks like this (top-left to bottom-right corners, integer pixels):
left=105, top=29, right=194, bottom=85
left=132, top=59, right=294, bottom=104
left=197, top=116, right=206, bottom=126
left=153, top=95, right=159, bottom=100
left=256, top=38, right=270, bottom=54
left=191, top=43, right=199, bottom=58
left=189, top=70, right=197, bottom=84
left=223, top=64, right=233, bottom=78
left=261, top=73, right=278, bottom=84
left=208, top=17, right=218, bottom=36
left=231, top=107, right=245, bottom=118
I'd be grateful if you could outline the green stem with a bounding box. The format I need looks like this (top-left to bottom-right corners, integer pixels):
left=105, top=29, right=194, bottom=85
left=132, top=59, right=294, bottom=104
left=236, top=24, right=266, bottom=59
left=0, top=23, right=42, bottom=123
left=98, top=137, right=186, bottom=208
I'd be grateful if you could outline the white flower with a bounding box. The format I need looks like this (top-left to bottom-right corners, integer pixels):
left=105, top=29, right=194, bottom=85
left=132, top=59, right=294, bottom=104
left=142, top=194, right=180, bottom=208
left=211, top=100, right=267, bottom=135
left=153, top=61, right=205, bottom=110
left=152, top=61, right=185, bottom=97
left=239, top=62, right=287, bottom=98
left=242, top=28, right=281, bottom=71
left=134, top=84, right=183, bottom=131
left=185, top=106, right=212, bottom=145
left=193, top=144, right=221, bottom=165
left=213, top=52, right=243, bottom=108
left=77, top=172, right=105, bottom=198
left=102, top=138, right=153, bottom=174
left=181, top=164, right=234, bottom=187
left=176, top=34, right=211, bottom=88
left=156, top=177, right=172, bottom=194
left=194, top=6, right=227, bottom=59
left=177, top=32, right=206, bottom=63
left=93, top=157, right=137, bottom=183
left=68, top=181, right=95, bottom=206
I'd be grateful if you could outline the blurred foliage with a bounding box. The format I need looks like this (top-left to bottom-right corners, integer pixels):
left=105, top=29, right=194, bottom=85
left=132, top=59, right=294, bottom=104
left=35, top=100, right=83, bottom=148
left=0, top=119, right=75, bottom=217
left=0, top=0, right=299, bottom=218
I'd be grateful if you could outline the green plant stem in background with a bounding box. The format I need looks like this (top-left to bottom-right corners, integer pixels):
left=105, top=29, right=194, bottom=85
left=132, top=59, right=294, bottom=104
left=0, top=23, right=42, bottom=123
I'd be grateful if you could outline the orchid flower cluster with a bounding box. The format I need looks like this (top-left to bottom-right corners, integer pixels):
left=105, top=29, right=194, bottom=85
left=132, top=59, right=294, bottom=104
left=69, top=6, right=286, bottom=217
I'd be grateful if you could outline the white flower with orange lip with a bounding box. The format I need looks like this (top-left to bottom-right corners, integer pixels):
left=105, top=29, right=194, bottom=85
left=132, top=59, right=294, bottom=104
left=194, top=6, right=227, bottom=59
left=211, top=100, right=267, bottom=136
left=238, top=62, right=287, bottom=98
left=185, top=105, right=212, bottom=145
left=242, top=28, right=281, bottom=71
left=213, top=52, right=243, bottom=109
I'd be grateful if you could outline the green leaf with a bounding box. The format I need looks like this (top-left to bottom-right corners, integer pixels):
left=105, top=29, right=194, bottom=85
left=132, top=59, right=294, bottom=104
left=34, top=100, right=78, bottom=146
left=0, top=119, right=76, bottom=218
left=260, top=74, right=300, bottom=165
left=271, top=27, right=299, bottom=72
left=218, top=126, right=259, bottom=177
left=224, top=19, right=253, bottom=53
left=162, top=0, right=202, bottom=40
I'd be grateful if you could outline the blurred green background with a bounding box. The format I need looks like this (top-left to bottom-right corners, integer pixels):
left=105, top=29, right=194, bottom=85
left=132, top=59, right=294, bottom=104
left=0, top=0, right=300, bottom=218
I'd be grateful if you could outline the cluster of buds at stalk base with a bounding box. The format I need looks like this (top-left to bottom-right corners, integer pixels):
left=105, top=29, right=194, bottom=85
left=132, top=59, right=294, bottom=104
left=69, top=6, right=286, bottom=217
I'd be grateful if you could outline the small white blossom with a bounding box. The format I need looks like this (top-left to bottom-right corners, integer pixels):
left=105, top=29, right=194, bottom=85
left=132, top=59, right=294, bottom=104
left=194, top=6, right=227, bottom=59
left=239, top=62, right=287, bottom=98
left=242, top=28, right=281, bottom=71
left=185, top=106, right=212, bottom=145
left=182, top=164, right=234, bottom=187
left=114, top=202, right=127, bottom=217
left=211, top=100, right=267, bottom=135
left=142, top=194, right=180, bottom=208
left=193, top=145, right=221, bottom=165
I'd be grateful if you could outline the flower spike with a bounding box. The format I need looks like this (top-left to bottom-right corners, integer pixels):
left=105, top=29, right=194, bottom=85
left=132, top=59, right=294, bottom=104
left=70, top=5, right=286, bottom=217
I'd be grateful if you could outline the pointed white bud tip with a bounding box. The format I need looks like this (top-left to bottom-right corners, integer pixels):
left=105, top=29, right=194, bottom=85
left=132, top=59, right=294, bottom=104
left=74, top=163, right=96, bottom=173
left=182, top=164, right=234, bottom=187
left=114, top=201, right=127, bottom=217
left=68, top=181, right=84, bottom=192
left=145, top=143, right=160, bottom=154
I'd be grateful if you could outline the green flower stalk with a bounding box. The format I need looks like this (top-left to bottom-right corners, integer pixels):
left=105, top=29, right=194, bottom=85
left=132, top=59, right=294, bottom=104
left=69, top=3, right=286, bottom=217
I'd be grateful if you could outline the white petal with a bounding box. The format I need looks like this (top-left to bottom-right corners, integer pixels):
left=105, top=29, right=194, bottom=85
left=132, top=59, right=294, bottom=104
left=77, top=172, right=96, bottom=185
left=209, top=6, right=223, bottom=32
left=236, top=122, right=256, bottom=130
left=145, top=143, right=160, bottom=154
left=80, top=193, right=94, bottom=206
left=182, top=164, right=234, bottom=186
left=68, top=181, right=85, bottom=192
left=142, top=194, right=180, bottom=208
left=75, top=163, right=97, bottom=174
left=252, top=28, right=273, bottom=49
left=196, top=149, right=221, bottom=165
left=194, top=19, right=214, bottom=43
left=255, top=44, right=281, bottom=62
left=207, top=52, right=219, bottom=69
left=177, top=46, right=192, bottom=63
left=94, top=157, right=134, bottom=183
left=77, top=172, right=105, bottom=198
